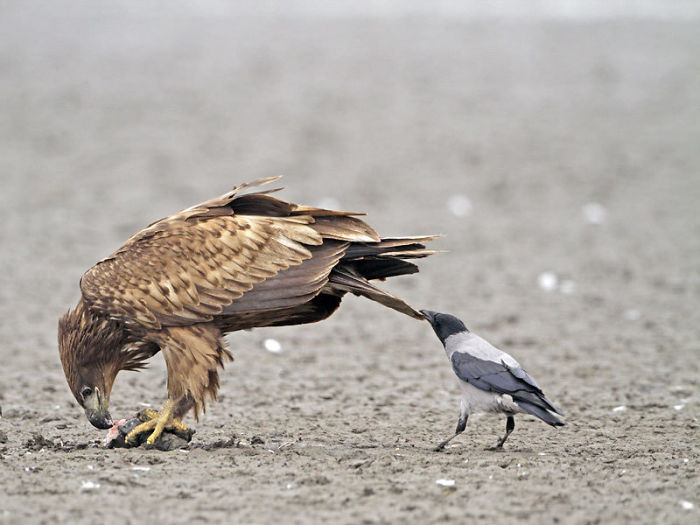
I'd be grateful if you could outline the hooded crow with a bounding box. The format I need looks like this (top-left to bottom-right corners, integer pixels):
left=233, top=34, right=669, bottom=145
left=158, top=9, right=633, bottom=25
left=421, top=310, right=565, bottom=451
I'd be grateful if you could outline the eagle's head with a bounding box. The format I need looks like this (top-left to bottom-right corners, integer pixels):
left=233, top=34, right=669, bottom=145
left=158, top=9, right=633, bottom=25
left=58, top=300, right=125, bottom=429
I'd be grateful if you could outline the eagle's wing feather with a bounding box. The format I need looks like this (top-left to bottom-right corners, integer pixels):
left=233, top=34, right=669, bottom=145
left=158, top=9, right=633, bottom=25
left=80, top=175, right=389, bottom=331
left=221, top=240, right=348, bottom=314
left=80, top=213, right=333, bottom=330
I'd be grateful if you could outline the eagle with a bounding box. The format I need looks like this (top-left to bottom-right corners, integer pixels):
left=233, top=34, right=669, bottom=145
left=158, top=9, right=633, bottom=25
left=58, top=177, right=437, bottom=445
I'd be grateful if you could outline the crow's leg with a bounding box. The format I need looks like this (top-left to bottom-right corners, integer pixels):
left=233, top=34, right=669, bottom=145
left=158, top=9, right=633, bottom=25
left=434, top=400, right=469, bottom=452
left=490, top=415, right=515, bottom=450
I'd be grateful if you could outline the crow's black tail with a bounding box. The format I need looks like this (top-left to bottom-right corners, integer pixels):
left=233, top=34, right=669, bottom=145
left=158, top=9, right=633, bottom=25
left=516, top=400, right=566, bottom=427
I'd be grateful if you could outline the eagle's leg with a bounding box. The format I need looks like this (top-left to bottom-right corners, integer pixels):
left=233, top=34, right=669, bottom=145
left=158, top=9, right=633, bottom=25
left=125, top=398, right=192, bottom=445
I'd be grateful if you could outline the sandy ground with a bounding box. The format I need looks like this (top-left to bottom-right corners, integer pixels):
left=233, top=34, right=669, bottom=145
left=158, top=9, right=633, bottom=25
left=1, top=4, right=699, bottom=524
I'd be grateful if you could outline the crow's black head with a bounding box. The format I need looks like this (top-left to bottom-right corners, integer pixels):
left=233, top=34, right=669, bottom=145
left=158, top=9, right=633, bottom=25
left=421, top=310, right=468, bottom=343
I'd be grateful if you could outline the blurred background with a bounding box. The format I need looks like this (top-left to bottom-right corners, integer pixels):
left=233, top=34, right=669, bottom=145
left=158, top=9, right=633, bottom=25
left=0, top=1, right=698, bottom=523
left=1, top=0, right=698, bottom=363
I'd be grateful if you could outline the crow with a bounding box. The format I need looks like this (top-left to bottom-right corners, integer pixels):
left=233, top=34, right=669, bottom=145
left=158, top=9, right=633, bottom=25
left=422, top=310, right=564, bottom=451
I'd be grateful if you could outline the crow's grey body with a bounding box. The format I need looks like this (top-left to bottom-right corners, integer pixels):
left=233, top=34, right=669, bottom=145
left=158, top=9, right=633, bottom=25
left=422, top=310, right=564, bottom=450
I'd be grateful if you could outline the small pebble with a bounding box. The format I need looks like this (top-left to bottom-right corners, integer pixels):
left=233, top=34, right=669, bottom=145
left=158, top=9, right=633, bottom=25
left=538, top=272, right=558, bottom=292
left=582, top=202, right=607, bottom=224
left=673, top=404, right=685, bottom=411
left=613, top=405, right=627, bottom=412
left=680, top=500, right=694, bottom=510
left=81, top=481, right=100, bottom=491
left=624, top=309, right=641, bottom=321
left=435, top=479, right=455, bottom=487
left=264, top=338, right=282, bottom=353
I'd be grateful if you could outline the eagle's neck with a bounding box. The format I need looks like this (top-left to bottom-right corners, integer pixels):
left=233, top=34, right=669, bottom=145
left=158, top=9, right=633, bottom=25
left=79, top=300, right=160, bottom=372
left=66, top=300, right=144, bottom=374
left=77, top=299, right=128, bottom=358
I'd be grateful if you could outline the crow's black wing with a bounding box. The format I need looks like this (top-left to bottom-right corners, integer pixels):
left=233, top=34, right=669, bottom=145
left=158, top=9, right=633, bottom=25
left=451, top=352, right=564, bottom=422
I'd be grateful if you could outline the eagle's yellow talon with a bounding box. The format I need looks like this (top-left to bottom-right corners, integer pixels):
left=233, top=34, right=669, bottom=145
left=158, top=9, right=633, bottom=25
left=139, top=408, right=160, bottom=420
left=125, top=399, right=188, bottom=446
left=125, top=419, right=156, bottom=444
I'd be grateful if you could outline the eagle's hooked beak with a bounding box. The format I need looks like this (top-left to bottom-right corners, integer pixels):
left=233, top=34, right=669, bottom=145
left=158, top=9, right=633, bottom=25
left=83, top=389, right=112, bottom=429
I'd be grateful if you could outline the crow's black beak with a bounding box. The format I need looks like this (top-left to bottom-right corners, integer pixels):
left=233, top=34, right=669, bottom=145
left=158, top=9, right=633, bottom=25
left=420, top=310, right=437, bottom=322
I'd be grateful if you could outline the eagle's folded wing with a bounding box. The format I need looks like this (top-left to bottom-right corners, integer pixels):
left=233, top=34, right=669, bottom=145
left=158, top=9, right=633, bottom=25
left=81, top=214, right=325, bottom=330
left=79, top=178, right=379, bottom=331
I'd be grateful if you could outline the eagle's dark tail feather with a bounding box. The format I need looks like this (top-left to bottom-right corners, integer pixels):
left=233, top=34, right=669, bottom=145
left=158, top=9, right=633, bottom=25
left=327, top=236, right=440, bottom=319
left=342, top=236, right=439, bottom=279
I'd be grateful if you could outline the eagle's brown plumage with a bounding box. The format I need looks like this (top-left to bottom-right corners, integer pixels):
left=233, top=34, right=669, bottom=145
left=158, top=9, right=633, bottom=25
left=58, top=177, right=437, bottom=433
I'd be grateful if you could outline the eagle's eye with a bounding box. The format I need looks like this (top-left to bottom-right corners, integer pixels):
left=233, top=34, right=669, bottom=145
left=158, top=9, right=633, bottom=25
left=80, top=386, right=93, bottom=400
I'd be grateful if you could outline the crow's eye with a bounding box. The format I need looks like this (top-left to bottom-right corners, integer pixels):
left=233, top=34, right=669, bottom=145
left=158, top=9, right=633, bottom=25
left=80, top=386, right=93, bottom=399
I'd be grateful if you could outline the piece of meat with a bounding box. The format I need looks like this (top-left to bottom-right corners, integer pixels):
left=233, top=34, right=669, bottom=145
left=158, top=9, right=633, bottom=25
left=102, top=418, right=128, bottom=447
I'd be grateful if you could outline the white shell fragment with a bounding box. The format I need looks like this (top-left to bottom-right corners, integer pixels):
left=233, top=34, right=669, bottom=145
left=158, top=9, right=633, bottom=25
left=673, top=404, right=685, bottom=411
left=447, top=195, right=472, bottom=217
left=132, top=466, right=151, bottom=472
left=582, top=202, right=607, bottom=224
left=680, top=500, right=694, bottom=510
left=80, top=481, right=100, bottom=491
left=435, top=479, right=455, bottom=487
left=612, top=405, right=627, bottom=412
left=538, top=272, right=558, bottom=291
left=264, top=338, right=282, bottom=353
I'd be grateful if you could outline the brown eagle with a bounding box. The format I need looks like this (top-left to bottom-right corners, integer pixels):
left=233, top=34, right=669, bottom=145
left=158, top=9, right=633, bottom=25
left=58, top=177, right=437, bottom=444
